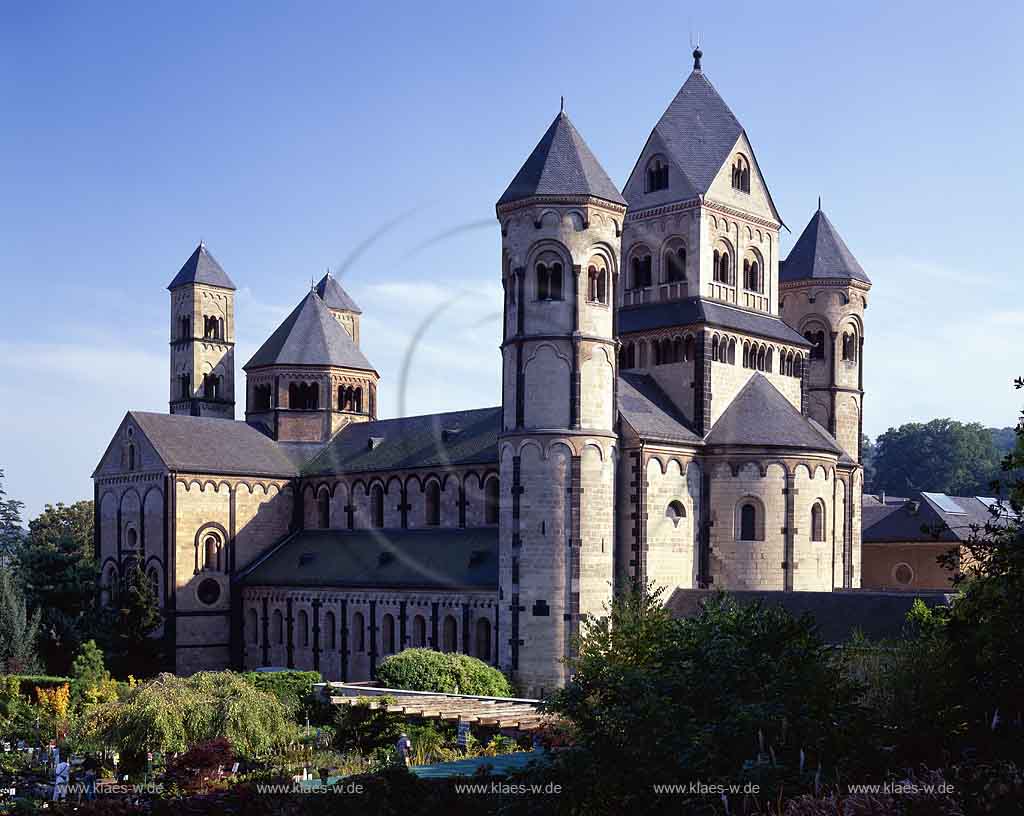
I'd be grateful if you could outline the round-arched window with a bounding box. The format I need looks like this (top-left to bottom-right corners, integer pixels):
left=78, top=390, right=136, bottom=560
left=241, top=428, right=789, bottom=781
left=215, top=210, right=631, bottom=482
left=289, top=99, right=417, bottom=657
left=197, top=578, right=221, bottom=605
left=666, top=501, right=686, bottom=528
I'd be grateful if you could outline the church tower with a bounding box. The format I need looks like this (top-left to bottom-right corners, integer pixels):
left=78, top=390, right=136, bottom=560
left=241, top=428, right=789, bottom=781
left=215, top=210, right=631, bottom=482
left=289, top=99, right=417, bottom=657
left=496, top=110, right=626, bottom=696
left=168, top=242, right=236, bottom=419
left=779, top=205, right=871, bottom=461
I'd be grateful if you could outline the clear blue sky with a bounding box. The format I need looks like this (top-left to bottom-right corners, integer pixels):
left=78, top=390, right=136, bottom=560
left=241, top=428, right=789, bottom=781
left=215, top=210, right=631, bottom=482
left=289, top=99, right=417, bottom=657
left=2, top=1, right=1021, bottom=519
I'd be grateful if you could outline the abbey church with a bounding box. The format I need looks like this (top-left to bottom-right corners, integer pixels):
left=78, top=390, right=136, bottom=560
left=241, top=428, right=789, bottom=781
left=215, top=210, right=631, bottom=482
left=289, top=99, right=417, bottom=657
left=93, top=50, right=870, bottom=696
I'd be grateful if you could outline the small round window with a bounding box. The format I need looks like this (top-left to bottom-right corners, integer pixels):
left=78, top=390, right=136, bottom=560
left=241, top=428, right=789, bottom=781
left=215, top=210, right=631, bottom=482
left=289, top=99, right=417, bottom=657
left=197, top=578, right=221, bottom=605
left=892, top=563, right=914, bottom=587
left=666, top=501, right=686, bottom=528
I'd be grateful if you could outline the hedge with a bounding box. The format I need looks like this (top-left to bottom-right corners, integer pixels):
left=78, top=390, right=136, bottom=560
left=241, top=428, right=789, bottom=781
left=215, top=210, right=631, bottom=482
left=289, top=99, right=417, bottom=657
left=0, top=674, right=74, bottom=696
left=241, top=670, right=321, bottom=717
left=375, top=650, right=512, bottom=697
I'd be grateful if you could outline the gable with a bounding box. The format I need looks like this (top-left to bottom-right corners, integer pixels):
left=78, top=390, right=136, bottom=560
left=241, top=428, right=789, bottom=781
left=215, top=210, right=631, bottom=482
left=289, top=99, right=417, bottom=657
left=92, top=413, right=169, bottom=478
left=622, top=128, right=698, bottom=209
left=705, top=132, right=782, bottom=224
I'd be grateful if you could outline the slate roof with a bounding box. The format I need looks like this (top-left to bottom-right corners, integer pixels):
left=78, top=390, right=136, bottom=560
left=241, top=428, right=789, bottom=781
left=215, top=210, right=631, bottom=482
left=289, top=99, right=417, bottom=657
left=647, top=69, right=744, bottom=196
left=862, top=493, right=1007, bottom=544
left=118, top=412, right=299, bottom=477
left=618, top=298, right=809, bottom=346
left=497, top=112, right=626, bottom=207
left=706, top=374, right=841, bottom=453
left=314, top=272, right=362, bottom=314
left=238, top=528, right=498, bottom=590
left=618, top=372, right=701, bottom=444
left=303, top=406, right=500, bottom=476
left=780, top=208, right=870, bottom=284
left=666, top=589, right=954, bottom=644
left=245, top=291, right=374, bottom=371
left=167, top=243, right=236, bottom=291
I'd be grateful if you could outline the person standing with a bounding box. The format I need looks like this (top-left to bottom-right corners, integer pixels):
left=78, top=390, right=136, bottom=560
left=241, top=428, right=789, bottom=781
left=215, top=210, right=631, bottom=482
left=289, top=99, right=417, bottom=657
left=395, top=733, right=411, bottom=767
left=52, top=755, right=70, bottom=801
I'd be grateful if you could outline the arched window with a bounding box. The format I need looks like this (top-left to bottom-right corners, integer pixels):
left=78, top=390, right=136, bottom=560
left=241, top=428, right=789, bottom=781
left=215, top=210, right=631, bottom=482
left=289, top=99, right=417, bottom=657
left=413, top=614, right=426, bottom=647
left=103, top=565, right=118, bottom=607
left=204, top=534, right=219, bottom=571
left=484, top=477, right=500, bottom=525
left=666, top=500, right=686, bottom=528
left=683, top=336, right=694, bottom=362
left=659, top=338, right=672, bottom=364
left=737, top=500, right=764, bottom=541
left=354, top=387, right=363, bottom=412
left=713, top=248, right=732, bottom=284
left=128, top=444, right=136, bottom=471
left=382, top=613, right=396, bottom=654
left=317, top=490, right=330, bottom=529
left=765, top=348, right=773, bottom=372
left=371, top=484, right=385, bottom=528
left=148, top=567, right=159, bottom=599
left=297, top=609, right=309, bottom=648
left=728, top=338, right=736, bottom=365
left=711, top=336, right=719, bottom=362
left=731, top=155, right=751, bottom=193
left=273, top=609, right=284, bottom=644
left=443, top=615, right=458, bottom=653
left=425, top=481, right=441, bottom=526
left=353, top=611, right=366, bottom=652
left=646, top=157, right=669, bottom=192
left=811, top=501, right=825, bottom=542
left=246, top=608, right=258, bottom=644
left=289, top=382, right=319, bottom=410
left=324, top=611, right=336, bottom=650
left=476, top=618, right=492, bottom=661
left=126, top=527, right=138, bottom=549
left=179, top=316, right=190, bottom=339
left=180, top=373, right=191, bottom=400
left=842, top=332, right=857, bottom=361
left=804, top=329, right=826, bottom=361
left=536, top=261, right=563, bottom=301
left=253, top=384, right=272, bottom=411
left=740, top=503, right=757, bottom=541
left=631, top=253, right=652, bottom=289
left=664, top=245, right=686, bottom=283
left=587, top=264, right=608, bottom=304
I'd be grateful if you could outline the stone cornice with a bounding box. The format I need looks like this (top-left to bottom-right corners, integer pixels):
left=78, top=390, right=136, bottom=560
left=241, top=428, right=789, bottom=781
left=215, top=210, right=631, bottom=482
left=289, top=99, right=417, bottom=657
left=779, top=277, right=872, bottom=292
left=625, top=195, right=781, bottom=231
left=495, top=195, right=627, bottom=219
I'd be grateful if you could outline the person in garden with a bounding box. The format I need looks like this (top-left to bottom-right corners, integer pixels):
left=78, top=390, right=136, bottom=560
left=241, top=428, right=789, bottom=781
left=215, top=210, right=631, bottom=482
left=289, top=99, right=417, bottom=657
left=52, top=755, right=70, bottom=801
left=395, top=733, right=412, bottom=767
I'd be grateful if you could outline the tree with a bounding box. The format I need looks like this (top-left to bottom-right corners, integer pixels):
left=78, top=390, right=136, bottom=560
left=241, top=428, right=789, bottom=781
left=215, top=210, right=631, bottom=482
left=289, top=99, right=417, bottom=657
left=105, top=562, right=163, bottom=678
left=18, top=508, right=98, bottom=675
left=0, top=569, right=41, bottom=674
left=861, top=433, right=877, bottom=491
left=0, top=470, right=25, bottom=572
left=871, top=418, right=1002, bottom=497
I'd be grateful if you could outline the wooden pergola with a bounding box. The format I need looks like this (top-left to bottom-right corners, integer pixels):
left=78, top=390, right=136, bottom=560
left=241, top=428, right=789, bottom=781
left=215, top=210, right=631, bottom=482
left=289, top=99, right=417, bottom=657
left=321, top=683, right=558, bottom=731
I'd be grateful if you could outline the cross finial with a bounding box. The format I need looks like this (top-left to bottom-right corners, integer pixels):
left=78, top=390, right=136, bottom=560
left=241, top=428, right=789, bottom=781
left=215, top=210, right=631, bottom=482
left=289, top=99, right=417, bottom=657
left=692, top=44, right=703, bottom=71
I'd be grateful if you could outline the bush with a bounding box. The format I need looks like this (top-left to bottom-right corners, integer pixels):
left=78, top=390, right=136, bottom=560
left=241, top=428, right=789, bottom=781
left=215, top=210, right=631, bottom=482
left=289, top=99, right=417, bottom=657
left=241, top=670, right=324, bottom=722
left=166, top=737, right=235, bottom=794
left=85, top=671, right=290, bottom=758
left=375, top=649, right=512, bottom=697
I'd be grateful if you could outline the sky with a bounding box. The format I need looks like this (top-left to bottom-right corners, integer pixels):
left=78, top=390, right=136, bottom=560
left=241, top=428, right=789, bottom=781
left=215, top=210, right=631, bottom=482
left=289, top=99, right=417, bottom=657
left=2, top=1, right=1022, bottom=520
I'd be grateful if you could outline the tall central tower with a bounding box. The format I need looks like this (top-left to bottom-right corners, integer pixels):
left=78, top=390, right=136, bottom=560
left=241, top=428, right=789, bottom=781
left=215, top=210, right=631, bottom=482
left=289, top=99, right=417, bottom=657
left=496, top=111, right=626, bottom=696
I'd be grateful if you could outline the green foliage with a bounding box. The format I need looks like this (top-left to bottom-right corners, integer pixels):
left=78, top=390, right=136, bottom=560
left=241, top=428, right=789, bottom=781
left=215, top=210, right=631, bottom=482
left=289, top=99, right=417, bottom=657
left=17, top=503, right=97, bottom=675
left=70, top=639, right=113, bottom=704
left=541, top=586, right=872, bottom=810
left=333, top=695, right=406, bottom=754
left=241, top=670, right=323, bottom=722
left=375, top=648, right=513, bottom=697
left=871, top=418, right=1003, bottom=496
left=0, top=570, right=41, bottom=674
left=0, top=469, right=25, bottom=573
left=104, top=561, right=163, bottom=678
left=84, top=671, right=290, bottom=758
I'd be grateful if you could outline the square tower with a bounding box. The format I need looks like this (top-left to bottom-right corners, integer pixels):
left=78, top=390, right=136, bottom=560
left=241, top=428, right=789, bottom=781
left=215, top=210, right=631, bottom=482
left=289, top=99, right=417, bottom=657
left=167, top=242, right=236, bottom=419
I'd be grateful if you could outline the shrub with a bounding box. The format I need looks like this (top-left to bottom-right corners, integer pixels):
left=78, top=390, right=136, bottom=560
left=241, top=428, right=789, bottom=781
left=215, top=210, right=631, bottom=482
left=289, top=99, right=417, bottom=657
left=376, top=649, right=512, bottom=697
left=333, top=695, right=406, bottom=754
left=166, top=737, right=235, bottom=794
left=241, top=670, right=323, bottom=721
left=86, top=671, right=289, bottom=758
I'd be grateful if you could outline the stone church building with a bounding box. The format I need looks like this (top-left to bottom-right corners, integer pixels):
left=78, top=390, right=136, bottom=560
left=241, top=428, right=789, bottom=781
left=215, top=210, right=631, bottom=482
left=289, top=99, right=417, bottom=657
left=93, top=50, right=870, bottom=696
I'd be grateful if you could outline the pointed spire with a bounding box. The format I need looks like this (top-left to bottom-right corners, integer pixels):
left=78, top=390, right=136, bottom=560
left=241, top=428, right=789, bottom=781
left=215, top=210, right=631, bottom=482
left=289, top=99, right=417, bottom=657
left=817, top=195, right=822, bottom=212
left=497, top=111, right=625, bottom=207
left=314, top=271, right=362, bottom=313
left=167, top=242, right=235, bottom=291
left=560, top=95, right=564, bottom=113
left=780, top=207, right=870, bottom=284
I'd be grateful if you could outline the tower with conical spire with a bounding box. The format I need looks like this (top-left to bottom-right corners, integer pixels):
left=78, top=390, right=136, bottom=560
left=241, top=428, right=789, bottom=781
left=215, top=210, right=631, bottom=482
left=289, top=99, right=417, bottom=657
left=495, top=109, right=626, bottom=696
left=167, top=242, right=237, bottom=419
left=315, top=271, right=363, bottom=347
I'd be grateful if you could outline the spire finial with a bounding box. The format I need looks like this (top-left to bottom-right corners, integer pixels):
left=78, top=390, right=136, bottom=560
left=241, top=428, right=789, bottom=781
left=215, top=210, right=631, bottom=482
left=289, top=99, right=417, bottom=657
left=817, top=195, right=822, bottom=212
left=692, top=44, right=703, bottom=71
left=560, top=95, right=564, bottom=114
